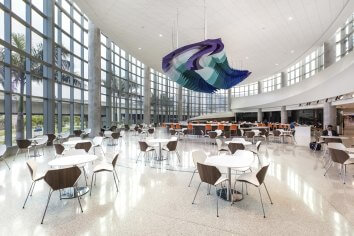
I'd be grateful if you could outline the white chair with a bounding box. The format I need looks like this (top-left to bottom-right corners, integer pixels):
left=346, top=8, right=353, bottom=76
left=36, top=135, right=49, bottom=156
left=235, top=164, right=273, bottom=218
left=92, top=136, right=105, bottom=155
left=216, top=139, right=229, bottom=155
left=22, top=160, right=45, bottom=208
left=188, top=150, right=207, bottom=187
left=0, top=144, right=10, bottom=170
left=90, top=153, right=119, bottom=195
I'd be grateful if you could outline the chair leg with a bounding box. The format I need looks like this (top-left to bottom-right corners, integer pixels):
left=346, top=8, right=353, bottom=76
left=324, top=161, right=333, bottom=176
left=112, top=172, right=119, bottom=192
left=216, top=187, right=219, bottom=217
left=30, top=181, right=37, bottom=196
left=263, top=182, right=273, bottom=204
left=114, top=169, right=120, bottom=183
left=2, top=157, right=10, bottom=170
left=188, top=169, right=197, bottom=187
left=258, top=188, right=266, bottom=218
left=76, top=187, right=84, bottom=213
left=41, top=189, right=53, bottom=224
left=14, top=149, right=20, bottom=161
left=90, top=173, right=95, bottom=196
left=23, top=182, right=34, bottom=209
left=192, top=182, right=202, bottom=204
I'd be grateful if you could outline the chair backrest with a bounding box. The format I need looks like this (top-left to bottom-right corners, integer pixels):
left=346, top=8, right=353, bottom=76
left=16, top=139, right=32, bottom=149
left=54, top=144, right=65, bottom=155
left=111, top=132, right=120, bottom=139
left=138, top=141, right=149, bottom=151
left=230, top=124, right=237, bottom=131
left=112, top=153, right=119, bottom=167
left=259, top=129, right=266, bottom=135
left=256, top=164, right=270, bottom=185
left=176, top=124, right=181, bottom=129
left=148, top=128, right=154, bottom=134
left=44, top=167, right=81, bottom=191
left=138, top=128, right=142, bottom=134
left=0, top=144, right=7, bottom=156
left=170, top=129, right=176, bottom=135
left=26, top=159, right=37, bottom=181
left=192, top=150, right=207, bottom=166
left=166, top=140, right=178, bottom=151
left=228, top=142, right=245, bottom=154
left=37, top=135, right=49, bottom=145
left=93, top=136, right=104, bottom=146
left=328, top=148, right=349, bottom=164
left=134, top=126, right=139, bottom=131
left=46, top=134, right=56, bottom=146
left=74, top=141, right=92, bottom=153
left=215, top=139, right=223, bottom=149
left=208, top=131, right=217, bottom=139
left=197, top=162, right=222, bottom=185
left=188, top=123, right=193, bottom=130
left=245, top=131, right=255, bottom=138
left=273, top=130, right=281, bottom=136
left=224, top=131, right=231, bottom=138
left=324, top=137, right=342, bottom=144
left=217, top=124, right=224, bottom=130
left=256, top=141, right=262, bottom=152
left=73, top=130, right=82, bottom=137
left=205, top=124, right=212, bottom=131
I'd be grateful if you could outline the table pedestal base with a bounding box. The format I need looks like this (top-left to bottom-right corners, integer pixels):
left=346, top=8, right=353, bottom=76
left=217, top=188, right=243, bottom=202
left=60, top=187, right=89, bottom=199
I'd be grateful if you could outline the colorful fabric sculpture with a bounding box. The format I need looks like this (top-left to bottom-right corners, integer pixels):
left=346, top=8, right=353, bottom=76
left=162, top=38, right=251, bottom=93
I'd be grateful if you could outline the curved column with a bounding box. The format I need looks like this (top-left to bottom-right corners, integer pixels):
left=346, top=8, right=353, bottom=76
left=281, top=106, right=288, bottom=124
left=323, top=102, right=337, bottom=129
left=257, top=108, right=263, bottom=122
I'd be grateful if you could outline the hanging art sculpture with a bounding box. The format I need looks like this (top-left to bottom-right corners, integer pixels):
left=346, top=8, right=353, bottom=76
left=162, top=38, right=251, bottom=93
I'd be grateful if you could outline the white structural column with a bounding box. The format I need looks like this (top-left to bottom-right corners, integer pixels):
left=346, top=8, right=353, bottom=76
left=257, top=108, right=263, bottom=122
left=143, top=66, right=151, bottom=124
left=227, top=89, right=232, bottom=111
left=88, top=21, right=101, bottom=137
left=280, top=106, right=288, bottom=124
left=177, top=85, right=183, bottom=121
left=323, top=102, right=337, bottom=129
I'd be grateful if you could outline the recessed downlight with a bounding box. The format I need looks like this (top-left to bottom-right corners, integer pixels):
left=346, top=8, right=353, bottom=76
left=159, top=34, right=163, bottom=37
left=290, top=50, right=295, bottom=54
left=288, top=16, right=293, bottom=21
left=275, top=63, right=279, bottom=66
left=138, top=47, right=142, bottom=50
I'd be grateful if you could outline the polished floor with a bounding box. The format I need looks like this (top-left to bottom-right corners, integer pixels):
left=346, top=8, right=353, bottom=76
left=0, top=129, right=354, bottom=235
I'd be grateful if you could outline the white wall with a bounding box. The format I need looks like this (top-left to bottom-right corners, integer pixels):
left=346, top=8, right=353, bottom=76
left=231, top=51, right=354, bottom=111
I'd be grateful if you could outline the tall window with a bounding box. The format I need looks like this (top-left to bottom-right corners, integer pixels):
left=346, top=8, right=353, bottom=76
left=232, top=82, right=258, bottom=97
left=262, top=73, right=281, bottom=93
left=335, top=13, right=353, bottom=61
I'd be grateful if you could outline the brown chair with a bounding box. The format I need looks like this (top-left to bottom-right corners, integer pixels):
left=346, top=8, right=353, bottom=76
left=46, top=134, right=56, bottom=146
left=137, top=141, right=156, bottom=165
left=148, top=128, right=154, bottom=135
left=90, top=153, right=119, bottom=195
left=75, top=141, right=92, bottom=153
left=170, top=129, right=177, bottom=136
left=15, top=139, right=32, bottom=160
left=41, top=166, right=83, bottom=224
left=192, top=162, right=229, bottom=217
left=245, top=131, right=255, bottom=143
left=324, top=147, right=354, bottom=184
left=228, top=142, right=245, bottom=155
left=23, top=160, right=45, bottom=208
left=73, top=130, right=82, bottom=137
left=54, top=144, right=65, bottom=157
left=236, top=164, right=273, bottom=218
left=162, top=140, right=181, bottom=163
left=208, top=131, right=217, bottom=145
left=272, top=130, right=281, bottom=143
left=111, top=132, right=120, bottom=145
left=224, top=131, right=231, bottom=139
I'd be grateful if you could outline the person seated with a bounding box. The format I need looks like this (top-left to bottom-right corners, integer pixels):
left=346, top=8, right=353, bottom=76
left=322, top=125, right=338, bottom=136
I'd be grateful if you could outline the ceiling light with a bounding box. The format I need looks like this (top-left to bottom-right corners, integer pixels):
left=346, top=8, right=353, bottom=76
left=245, top=56, right=249, bottom=60
left=352, top=93, right=354, bottom=98
left=138, top=47, right=142, bottom=50
left=288, top=16, right=293, bottom=21
left=159, top=34, right=163, bottom=37
left=290, top=50, right=294, bottom=54
left=275, top=63, right=279, bottom=66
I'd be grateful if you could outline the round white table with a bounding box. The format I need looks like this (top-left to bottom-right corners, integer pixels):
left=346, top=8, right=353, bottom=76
left=225, top=140, right=252, bottom=146
left=205, top=151, right=255, bottom=201
left=147, top=138, right=170, bottom=161
left=48, top=154, right=98, bottom=199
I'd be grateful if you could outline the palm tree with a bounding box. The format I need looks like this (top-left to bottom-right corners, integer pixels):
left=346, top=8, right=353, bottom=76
left=0, top=33, right=71, bottom=140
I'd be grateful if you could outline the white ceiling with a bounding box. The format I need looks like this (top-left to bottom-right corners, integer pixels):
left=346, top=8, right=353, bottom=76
left=74, top=0, right=354, bottom=84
